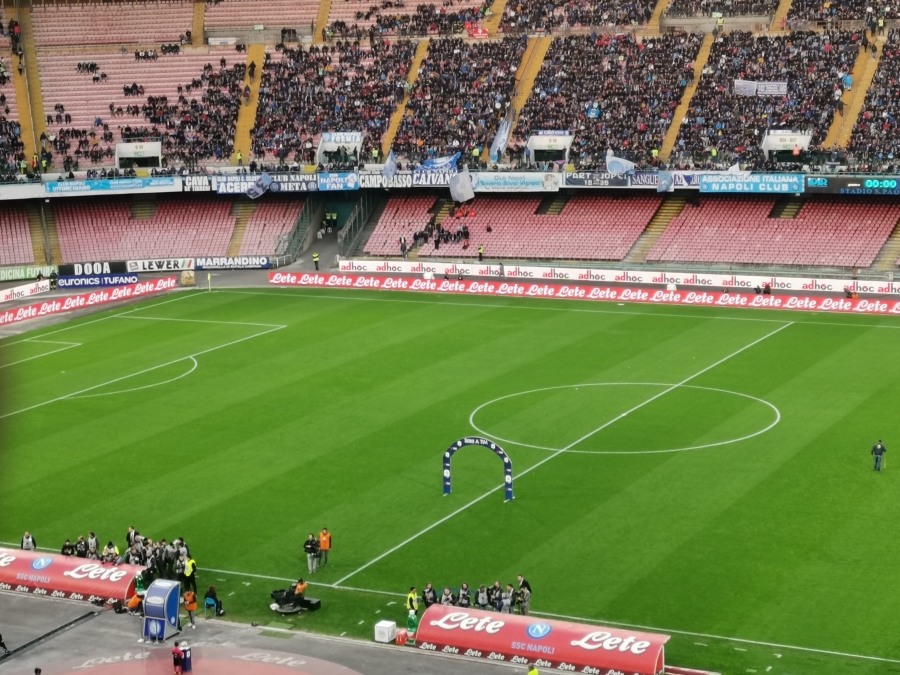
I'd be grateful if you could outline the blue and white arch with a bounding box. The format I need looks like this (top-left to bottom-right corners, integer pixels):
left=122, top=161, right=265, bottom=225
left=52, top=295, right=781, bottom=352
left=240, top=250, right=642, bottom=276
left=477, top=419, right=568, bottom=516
left=442, top=436, right=513, bottom=502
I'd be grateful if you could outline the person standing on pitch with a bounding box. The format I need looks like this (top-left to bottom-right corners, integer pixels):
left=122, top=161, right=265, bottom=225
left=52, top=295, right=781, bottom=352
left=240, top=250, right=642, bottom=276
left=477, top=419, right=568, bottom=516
left=318, top=528, right=331, bottom=568
left=304, top=534, right=319, bottom=574
left=873, top=439, right=887, bottom=471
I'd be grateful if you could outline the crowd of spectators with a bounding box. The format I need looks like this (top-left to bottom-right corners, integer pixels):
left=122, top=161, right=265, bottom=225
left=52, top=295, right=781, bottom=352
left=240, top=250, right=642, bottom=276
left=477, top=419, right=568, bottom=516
left=673, top=30, right=859, bottom=170
left=251, top=39, right=417, bottom=164
left=392, top=36, right=525, bottom=164
left=788, top=0, right=898, bottom=22
left=847, top=29, right=900, bottom=171
left=498, top=0, right=653, bottom=33
left=0, top=75, right=23, bottom=177
left=665, top=0, right=777, bottom=18
left=326, top=1, right=488, bottom=40
left=516, top=33, right=702, bottom=169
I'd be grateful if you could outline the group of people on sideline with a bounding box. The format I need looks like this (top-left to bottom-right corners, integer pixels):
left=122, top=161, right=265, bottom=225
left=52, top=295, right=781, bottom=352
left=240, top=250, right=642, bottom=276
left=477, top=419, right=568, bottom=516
left=408, top=575, right=532, bottom=615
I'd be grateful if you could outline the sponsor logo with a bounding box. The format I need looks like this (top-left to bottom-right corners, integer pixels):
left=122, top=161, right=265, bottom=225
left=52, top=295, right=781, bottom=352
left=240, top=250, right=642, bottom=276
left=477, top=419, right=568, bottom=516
left=146, top=595, right=164, bottom=605
left=231, top=653, right=307, bottom=667
left=127, top=259, right=194, bottom=272
left=73, top=653, right=151, bottom=670
left=195, top=257, right=269, bottom=270
left=570, top=632, right=651, bottom=655
left=63, top=563, right=130, bottom=583
left=429, top=612, right=505, bottom=634
left=31, top=557, right=53, bottom=570
left=527, top=623, right=553, bottom=639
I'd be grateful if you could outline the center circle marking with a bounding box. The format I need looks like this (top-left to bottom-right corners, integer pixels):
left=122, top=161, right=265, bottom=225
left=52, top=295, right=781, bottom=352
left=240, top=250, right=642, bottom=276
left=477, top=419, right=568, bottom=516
left=469, top=383, right=781, bottom=455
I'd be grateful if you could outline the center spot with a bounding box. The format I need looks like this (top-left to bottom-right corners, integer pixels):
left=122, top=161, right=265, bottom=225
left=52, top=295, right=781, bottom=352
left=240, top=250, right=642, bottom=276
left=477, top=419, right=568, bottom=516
left=469, top=383, right=780, bottom=454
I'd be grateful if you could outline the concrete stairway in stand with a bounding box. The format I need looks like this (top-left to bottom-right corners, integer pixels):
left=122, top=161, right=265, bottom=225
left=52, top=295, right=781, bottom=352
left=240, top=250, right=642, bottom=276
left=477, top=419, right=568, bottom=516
left=192, top=0, right=206, bottom=47
left=381, top=38, right=429, bottom=158
left=227, top=199, right=258, bottom=256
left=509, top=37, right=552, bottom=138
left=312, top=0, right=334, bottom=44
left=130, top=195, right=158, bottom=220
left=482, top=0, right=509, bottom=35
left=16, top=7, right=47, bottom=164
left=623, top=196, right=686, bottom=264
left=872, top=217, right=900, bottom=272
left=351, top=197, right=390, bottom=256
left=25, top=203, right=48, bottom=266
left=832, top=38, right=883, bottom=148
left=770, top=0, right=795, bottom=31
left=231, top=44, right=266, bottom=165
left=660, top=33, right=713, bottom=162
left=647, top=0, right=671, bottom=32
left=34, top=202, right=62, bottom=264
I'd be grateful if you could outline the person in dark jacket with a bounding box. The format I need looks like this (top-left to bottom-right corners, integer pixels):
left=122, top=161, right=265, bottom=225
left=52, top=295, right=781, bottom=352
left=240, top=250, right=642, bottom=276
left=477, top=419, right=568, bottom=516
left=421, top=582, right=437, bottom=607
left=457, top=582, right=471, bottom=608
left=60, top=540, right=75, bottom=556
left=303, top=534, right=320, bottom=575
left=873, top=440, right=887, bottom=471
left=205, top=585, right=225, bottom=615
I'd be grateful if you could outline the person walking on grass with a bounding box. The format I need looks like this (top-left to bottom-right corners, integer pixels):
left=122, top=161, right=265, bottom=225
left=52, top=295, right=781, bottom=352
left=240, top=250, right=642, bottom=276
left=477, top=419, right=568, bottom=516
left=873, top=439, right=887, bottom=471
left=304, top=534, right=319, bottom=574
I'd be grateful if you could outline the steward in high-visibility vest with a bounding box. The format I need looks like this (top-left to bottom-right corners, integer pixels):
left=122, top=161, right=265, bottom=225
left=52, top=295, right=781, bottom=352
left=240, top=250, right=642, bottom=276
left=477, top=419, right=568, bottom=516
left=312, top=251, right=320, bottom=270
left=407, top=587, right=419, bottom=613
left=318, top=529, right=331, bottom=567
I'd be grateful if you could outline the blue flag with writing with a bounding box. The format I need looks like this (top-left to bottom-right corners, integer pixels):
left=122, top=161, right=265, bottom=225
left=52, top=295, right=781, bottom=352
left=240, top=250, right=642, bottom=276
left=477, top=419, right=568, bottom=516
left=382, top=150, right=398, bottom=183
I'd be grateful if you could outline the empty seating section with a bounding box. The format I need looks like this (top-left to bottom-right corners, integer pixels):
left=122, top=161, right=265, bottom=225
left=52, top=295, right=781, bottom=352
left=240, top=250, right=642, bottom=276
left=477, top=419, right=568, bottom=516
left=665, top=0, right=777, bottom=17
left=517, top=34, right=702, bottom=169
left=38, top=51, right=242, bottom=166
left=393, top=37, right=525, bottom=161
left=499, top=0, right=654, bottom=32
left=252, top=41, right=416, bottom=162
left=204, top=0, right=320, bottom=31
left=363, top=194, right=436, bottom=256
left=326, top=0, right=484, bottom=37
left=0, top=205, right=33, bottom=266
left=674, top=31, right=857, bottom=170
left=54, top=197, right=236, bottom=260
left=32, top=2, right=192, bottom=46
left=847, top=29, right=900, bottom=169
left=238, top=199, right=305, bottom=256
left=646, top=197, right=900, bottom=267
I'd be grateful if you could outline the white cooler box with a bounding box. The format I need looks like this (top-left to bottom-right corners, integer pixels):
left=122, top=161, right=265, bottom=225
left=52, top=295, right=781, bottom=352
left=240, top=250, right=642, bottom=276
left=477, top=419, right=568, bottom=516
left=374, top=620, right=397, bottom=643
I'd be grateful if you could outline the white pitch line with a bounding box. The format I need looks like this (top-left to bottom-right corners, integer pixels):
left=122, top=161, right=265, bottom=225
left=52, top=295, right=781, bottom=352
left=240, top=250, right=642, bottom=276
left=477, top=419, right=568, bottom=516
left=0, top=342, right=81, bottom=369
left=0, top=325, right=285, bottom=419
left=333, top=322, right=794, bottom=586
left=113, top=315, right=284, bottom=328
left=69, top=356, right=198, bottom=398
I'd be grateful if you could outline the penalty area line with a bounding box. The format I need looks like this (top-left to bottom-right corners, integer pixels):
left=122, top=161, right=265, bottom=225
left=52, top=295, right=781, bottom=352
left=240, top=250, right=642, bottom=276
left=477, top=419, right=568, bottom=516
left=332, top=322, right=793, bottom=587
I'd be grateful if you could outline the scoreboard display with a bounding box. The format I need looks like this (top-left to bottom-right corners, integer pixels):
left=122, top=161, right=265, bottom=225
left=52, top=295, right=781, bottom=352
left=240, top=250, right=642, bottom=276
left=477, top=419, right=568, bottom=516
left=805, top=176, right=900, bottom=195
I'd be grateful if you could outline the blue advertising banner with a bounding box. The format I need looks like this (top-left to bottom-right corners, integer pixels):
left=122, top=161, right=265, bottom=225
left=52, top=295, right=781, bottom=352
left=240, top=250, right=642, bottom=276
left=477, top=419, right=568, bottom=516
left=58, top=274, right=139, bottom=288
left=699, top=173, right=804, bottom=193
left=317, top=171, right=360, bottom=192
left=45, top=177, right=176, bottom=194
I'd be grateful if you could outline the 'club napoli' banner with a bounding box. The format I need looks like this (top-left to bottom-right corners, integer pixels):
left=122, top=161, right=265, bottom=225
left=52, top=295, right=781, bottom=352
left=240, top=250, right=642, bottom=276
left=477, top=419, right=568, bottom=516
left=699, top=173, right=804, bottom=193
left=471, top=172, right=561, bottom=193
left=416, top=152, right=461, bottom=174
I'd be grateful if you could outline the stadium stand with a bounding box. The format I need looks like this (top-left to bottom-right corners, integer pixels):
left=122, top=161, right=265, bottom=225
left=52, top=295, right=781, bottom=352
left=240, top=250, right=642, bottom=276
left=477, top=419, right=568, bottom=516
left=392, top=36, right=526, bottom=163
left=364, top=194, right=663, bottom=260
left=54, top=196, right=236, bottom=260
left=672, top=31, right=858, bottom=170
left=515, top=33, right=702, bottom=169
left=0, top=49, right=22, bottom=179
left=788, top=0, right=898, bottom=21
left=251, top=39, right=417, bottom=163
left=37, top=51, right=243, bottom=167
left=0, top=205, right=34, bottom=266
left=31, top=1, right=192, bottom=47
left=847, top=29, right=900, bottom=171
left=237, top=199, right=304, bottom=256
left=204, top=0, right=321, bottom=32
left=646, top=197, right=900, bottom=267
left=665, top=0, right=778, bottom=17
left=326, top=0, right=485, bottom=39
left=497, top=0, right=654, bottom=32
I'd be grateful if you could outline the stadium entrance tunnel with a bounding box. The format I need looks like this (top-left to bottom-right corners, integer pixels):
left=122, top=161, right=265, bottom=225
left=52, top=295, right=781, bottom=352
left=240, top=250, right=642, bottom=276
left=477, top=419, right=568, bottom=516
left=469, top=383, right=780, bottom=454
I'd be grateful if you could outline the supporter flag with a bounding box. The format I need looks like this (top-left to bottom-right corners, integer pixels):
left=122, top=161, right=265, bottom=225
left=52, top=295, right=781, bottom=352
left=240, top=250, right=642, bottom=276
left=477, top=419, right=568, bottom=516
left=726, top=162, right=742, bottom=173
left=489, top=117, right=512, bottom=162
left=419, top=152, right=461, bottom=173
left=605, top=148, right=635, bottom=175
left=246, top=173, right=273, bottom=200
left=382, top=150, right=398, bottom=184
left=449, top=165, right=475, bottom=203
left=657, top=171, right=674, bottom=193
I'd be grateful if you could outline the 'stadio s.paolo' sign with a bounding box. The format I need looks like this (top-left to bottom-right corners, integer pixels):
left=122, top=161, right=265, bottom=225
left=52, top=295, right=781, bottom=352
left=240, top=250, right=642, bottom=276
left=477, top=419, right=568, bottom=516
left=415, top=605, right=669, bottom=674
left=0, top=548, right=145, bottom=603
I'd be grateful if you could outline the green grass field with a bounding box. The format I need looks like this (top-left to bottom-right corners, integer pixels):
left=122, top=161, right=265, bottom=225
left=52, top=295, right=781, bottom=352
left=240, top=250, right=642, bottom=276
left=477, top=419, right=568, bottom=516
left=3, top=287, right=900, bottom=675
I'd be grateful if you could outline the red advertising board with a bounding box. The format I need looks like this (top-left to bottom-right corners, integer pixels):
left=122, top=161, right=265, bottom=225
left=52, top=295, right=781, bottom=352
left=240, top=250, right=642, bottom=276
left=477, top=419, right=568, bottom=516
left=415, top=605, right=669, bottom=674
left=0, top=548, right=144, bottom=604
left=270, top=271, right=900, bottom=316
left=0, top=277, right=179, bottom=327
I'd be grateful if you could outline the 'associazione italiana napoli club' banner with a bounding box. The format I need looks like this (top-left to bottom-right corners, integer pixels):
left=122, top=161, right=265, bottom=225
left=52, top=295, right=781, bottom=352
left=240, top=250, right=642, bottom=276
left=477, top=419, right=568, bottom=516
left=699, top=174, right=804, bottom=193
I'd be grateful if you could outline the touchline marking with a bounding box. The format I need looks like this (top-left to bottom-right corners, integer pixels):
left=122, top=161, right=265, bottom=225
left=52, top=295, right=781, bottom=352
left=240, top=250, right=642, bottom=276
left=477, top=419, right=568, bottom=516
left=0, top=325, right=284, bottom=419
left=0, top=340, right=82, bottom=369
left=469, top=383, right=781, bottom=454
left=68, top=356, right=198, bottom=398
left=334, top=322, right=794, bottom=586
left=1, top=541, right=895, bottom=666
left=113, top=315, right=284, bottom=328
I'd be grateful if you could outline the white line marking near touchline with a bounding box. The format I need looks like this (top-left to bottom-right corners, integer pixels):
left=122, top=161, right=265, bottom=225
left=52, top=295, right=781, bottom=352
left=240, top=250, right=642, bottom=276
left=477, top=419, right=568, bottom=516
left=333, top=322, right=794, bottom=586
left=68, top=357, right=199, bottom=398
left=0, top=340, right=82, bottom=369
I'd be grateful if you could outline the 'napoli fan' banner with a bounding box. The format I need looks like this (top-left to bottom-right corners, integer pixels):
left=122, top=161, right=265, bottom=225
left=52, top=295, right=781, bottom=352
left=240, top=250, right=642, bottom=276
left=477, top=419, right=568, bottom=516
left=415, top=605, right=669, bottom=674
left=0, top=277, right=178, bottom=326
left=0, top=548, right=144, bottom=603
left=270, top=272, right=900, bottom=316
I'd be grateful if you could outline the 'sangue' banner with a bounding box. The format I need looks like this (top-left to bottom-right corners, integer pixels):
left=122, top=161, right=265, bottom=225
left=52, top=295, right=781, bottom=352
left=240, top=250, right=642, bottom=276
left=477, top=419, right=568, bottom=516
left=0, top=548, right=144, bottom=604
left=0, top=277, right=179, bottom=326
left=270, top=273, right=900, bottom=316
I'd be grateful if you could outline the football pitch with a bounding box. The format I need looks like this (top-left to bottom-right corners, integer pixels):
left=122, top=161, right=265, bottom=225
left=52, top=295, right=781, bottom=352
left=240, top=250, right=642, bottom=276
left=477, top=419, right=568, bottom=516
left=2, top=286, right=900, bottom=675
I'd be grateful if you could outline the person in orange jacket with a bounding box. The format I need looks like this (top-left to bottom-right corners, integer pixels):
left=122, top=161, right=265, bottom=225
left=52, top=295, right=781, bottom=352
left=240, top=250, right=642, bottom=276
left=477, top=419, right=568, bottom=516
left=319, top=528, right=332, bottom=568
left=184, top=590, right=197, bottom=629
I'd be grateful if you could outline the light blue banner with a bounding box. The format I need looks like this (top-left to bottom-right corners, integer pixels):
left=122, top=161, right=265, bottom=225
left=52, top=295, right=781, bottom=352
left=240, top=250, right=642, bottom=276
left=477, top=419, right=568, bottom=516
left=317, top=172, right=360, bottom=192
left=417, top=153, right=460, bottom=173
left=471, top=172, right=561, bottom=193
left=699, top=174, right=804, bottom=194
left=44, top=177, right=176, bottom=193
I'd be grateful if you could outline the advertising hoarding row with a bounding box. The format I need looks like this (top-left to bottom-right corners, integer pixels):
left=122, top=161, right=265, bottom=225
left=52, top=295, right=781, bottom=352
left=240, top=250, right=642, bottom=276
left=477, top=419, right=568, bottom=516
left=1, top=279, right=51, bottom=304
